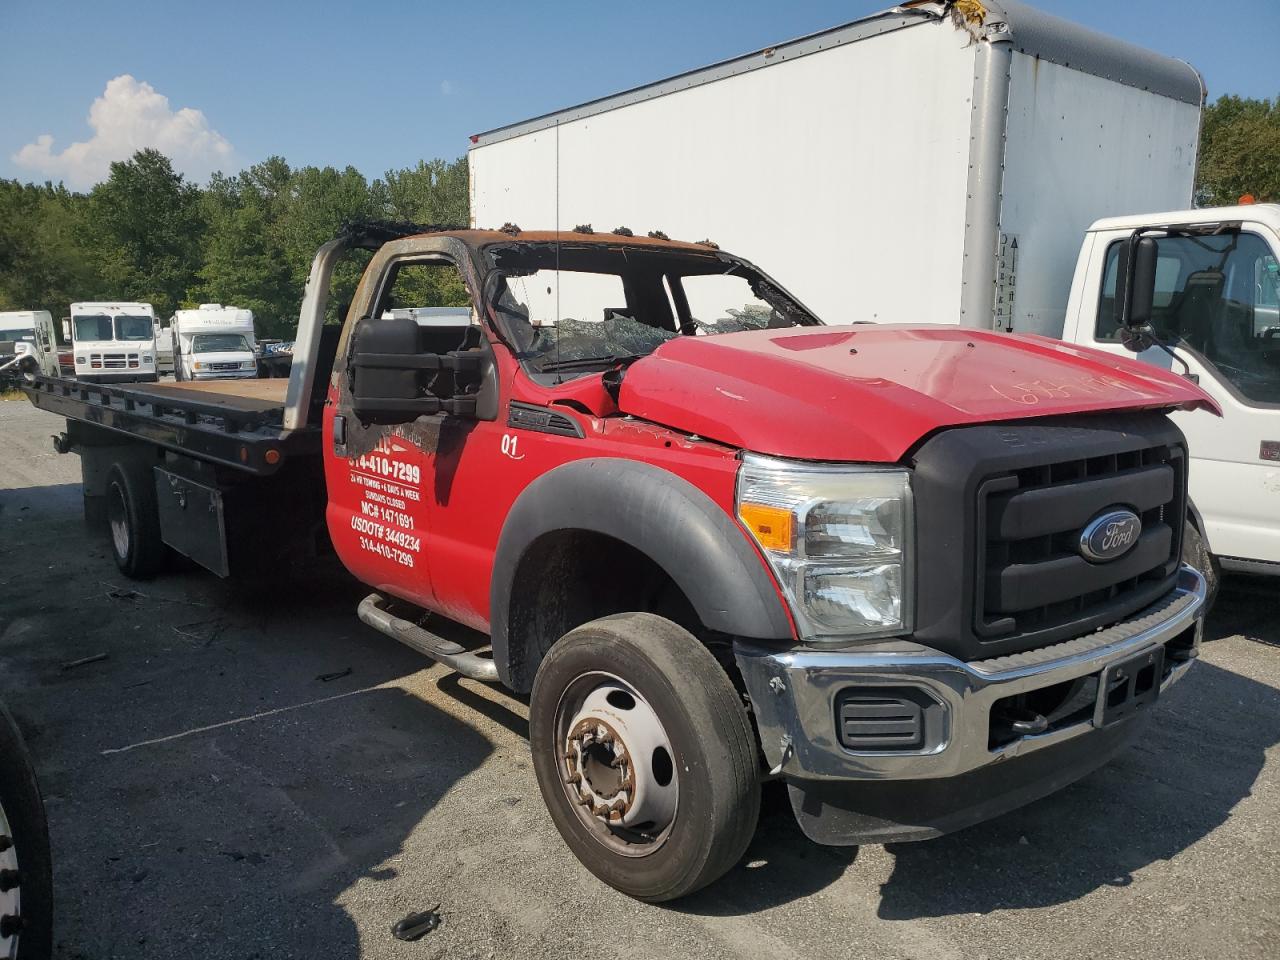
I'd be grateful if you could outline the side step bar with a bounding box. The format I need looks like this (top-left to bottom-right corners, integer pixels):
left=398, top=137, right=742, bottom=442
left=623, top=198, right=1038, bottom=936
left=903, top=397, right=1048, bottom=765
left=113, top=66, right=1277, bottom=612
left=357, top=593, right=499, bottom=682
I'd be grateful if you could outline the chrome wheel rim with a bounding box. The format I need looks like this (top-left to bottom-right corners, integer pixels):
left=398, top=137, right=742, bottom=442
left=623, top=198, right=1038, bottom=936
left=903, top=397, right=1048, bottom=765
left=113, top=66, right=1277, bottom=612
left=0, top=797, right=21, bottom=960
left=555, top=672, right=679, bottom=857
left=108, top=481, right=130, bottom=560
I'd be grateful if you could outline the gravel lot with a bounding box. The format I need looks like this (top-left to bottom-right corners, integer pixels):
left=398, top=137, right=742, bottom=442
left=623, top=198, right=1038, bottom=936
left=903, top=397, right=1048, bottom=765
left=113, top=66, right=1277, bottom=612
left=1, top=396, right=1278, bottom=960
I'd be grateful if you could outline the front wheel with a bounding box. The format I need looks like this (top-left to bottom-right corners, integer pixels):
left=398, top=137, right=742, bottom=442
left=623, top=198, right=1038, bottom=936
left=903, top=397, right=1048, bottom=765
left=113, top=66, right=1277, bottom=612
left=529, top=613, right=760, bottom=902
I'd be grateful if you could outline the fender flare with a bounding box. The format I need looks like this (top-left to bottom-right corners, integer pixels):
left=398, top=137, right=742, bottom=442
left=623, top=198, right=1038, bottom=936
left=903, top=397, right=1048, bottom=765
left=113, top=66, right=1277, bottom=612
left=490, top=457, right=794, bottom=690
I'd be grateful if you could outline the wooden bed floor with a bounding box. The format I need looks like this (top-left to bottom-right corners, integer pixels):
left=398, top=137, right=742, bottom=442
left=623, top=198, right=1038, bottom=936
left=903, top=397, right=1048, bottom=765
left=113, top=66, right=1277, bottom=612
left=132, top=378, right=290, bottom=413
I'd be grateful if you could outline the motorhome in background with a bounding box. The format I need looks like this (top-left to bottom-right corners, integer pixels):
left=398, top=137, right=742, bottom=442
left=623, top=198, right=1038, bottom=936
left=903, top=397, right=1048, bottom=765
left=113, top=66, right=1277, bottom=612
left=469, top=0, right=1280, bottom=585
left=171, top=304, right=258, bottom=381
left=0, top=310, right=59, bottom=385
left=154, top=317, right=175, bottom=376
left=67, top=302, right=158, bottom=383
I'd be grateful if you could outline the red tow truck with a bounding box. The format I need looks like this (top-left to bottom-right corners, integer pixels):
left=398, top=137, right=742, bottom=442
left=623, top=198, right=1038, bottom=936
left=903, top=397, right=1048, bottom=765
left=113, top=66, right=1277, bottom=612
left=25, top=224, right=1216, bottom=900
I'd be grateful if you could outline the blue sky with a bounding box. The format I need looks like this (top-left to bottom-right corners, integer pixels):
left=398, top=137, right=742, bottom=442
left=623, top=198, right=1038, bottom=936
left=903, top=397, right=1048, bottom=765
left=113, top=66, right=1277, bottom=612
left=1, top=0, right=1275, bottom=189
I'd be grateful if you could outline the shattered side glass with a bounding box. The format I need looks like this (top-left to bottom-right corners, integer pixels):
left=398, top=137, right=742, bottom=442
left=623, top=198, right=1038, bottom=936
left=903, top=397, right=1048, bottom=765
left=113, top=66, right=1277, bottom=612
left=486, top=243, right=818, bottom=377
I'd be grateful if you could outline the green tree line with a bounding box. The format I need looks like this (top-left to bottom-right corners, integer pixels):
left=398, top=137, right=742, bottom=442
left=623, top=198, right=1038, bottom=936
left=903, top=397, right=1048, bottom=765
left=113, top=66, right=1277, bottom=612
left=1, top=94, right=1276, bottom=338
left=0, top=150, right=468, bottom=338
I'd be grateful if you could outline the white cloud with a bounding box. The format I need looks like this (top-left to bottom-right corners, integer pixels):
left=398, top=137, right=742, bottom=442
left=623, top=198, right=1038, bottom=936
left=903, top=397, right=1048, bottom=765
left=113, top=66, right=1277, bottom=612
left=440, top=79, right=454, bottom=96
left=12, top=75, right=235, bottom=189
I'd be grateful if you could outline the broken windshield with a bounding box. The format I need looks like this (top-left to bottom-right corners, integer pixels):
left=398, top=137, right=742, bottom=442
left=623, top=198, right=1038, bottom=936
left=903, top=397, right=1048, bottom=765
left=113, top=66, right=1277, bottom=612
left=485, top=243, right=818, bottom=377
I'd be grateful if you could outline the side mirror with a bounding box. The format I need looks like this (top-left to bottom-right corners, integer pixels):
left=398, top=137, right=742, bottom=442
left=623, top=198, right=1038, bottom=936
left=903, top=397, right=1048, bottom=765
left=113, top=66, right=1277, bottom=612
left=1115, top=234, right=1158, bottom=348
left=349, top=317, right=481, bottom=425
left=61, top=319, right=71, bottom=341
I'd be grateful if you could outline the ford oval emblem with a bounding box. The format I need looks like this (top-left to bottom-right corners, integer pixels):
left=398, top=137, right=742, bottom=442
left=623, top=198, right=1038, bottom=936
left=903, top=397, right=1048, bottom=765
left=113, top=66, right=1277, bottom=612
left=1079, top=508, right=1142, bottom=563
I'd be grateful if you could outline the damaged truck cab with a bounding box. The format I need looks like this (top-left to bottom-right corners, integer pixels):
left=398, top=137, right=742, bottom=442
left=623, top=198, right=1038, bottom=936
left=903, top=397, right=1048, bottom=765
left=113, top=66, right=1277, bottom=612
left=322, top=228, right=1213, bottom=898
left=30, top=226, right=1216, bottom=902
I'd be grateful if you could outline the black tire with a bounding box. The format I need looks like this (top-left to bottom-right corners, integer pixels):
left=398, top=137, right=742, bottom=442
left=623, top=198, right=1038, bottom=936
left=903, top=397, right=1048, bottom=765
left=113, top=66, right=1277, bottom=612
left=1183, top=520, right=1220, bottom=616
left=0, top=701, right=53, bottom=960
left=105, top=460, right=166, bottom=579
left=529, top=613, right=760, bottom=902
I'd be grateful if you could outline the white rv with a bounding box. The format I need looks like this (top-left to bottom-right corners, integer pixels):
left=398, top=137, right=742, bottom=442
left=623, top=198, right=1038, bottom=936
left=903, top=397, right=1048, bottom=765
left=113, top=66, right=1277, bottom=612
left=154, top=318, right=175, bottom=376
left=68, top=302, right=158, bottom=383
left=171, top=304, right=258, bottom=381
left=0, top=310, right=60, bottom=385
left=469, top=0, right=1280, bottom=587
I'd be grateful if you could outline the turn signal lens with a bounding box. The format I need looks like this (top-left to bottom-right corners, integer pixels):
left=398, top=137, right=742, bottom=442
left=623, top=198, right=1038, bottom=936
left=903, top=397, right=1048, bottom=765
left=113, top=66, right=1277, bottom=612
left=738, top=502, right=793, bottom=552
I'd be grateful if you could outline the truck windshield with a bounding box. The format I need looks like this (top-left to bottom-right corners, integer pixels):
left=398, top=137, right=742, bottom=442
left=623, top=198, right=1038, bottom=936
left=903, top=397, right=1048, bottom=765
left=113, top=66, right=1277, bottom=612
left=114, top=315, right=154, bottom=341
left=485, top=242, right=818, bottom=377
left=0, top=327, right=35, bottom=342
left=1098, top=232, right=1280, bottom=405
left=191, top=333, right=250, bottom=353
left=73, top=315, right=114, bottom=341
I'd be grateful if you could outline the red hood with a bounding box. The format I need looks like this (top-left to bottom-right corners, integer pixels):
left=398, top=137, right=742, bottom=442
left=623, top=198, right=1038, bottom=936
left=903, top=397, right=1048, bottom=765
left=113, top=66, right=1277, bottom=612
left=616, top=325, right=1219, bottom=462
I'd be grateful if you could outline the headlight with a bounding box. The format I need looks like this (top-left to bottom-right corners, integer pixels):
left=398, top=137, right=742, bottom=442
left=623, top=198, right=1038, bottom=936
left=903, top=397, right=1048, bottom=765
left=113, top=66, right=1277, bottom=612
left=242, top=361, right=255, bottom=370
left=75, top=356, right=84, bottom=364
left=143, top=355, right=153, bottom=363
left=737, top=454, right=912, bottom=643
left=193, top=361, right=203, bottom=370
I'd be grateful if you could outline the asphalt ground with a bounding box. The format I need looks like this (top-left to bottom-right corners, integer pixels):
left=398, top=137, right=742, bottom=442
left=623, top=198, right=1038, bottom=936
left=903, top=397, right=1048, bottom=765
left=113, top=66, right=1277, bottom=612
left=1, top=396, right=1277, bottom=959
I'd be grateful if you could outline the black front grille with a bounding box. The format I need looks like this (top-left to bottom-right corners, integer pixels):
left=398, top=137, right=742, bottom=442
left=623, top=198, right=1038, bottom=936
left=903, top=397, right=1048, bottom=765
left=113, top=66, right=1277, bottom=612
left=910, top=413, right=1187, bottom=661
left=978, top=443, right=1185, bottom=643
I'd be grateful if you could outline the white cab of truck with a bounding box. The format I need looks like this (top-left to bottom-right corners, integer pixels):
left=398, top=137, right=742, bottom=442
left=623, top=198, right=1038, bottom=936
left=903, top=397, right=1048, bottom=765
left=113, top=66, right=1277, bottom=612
left=68, top=302, right=158, bottom=383
left=0, top=310, right=60, bottom=383
left=469, top=0, right=1277, bottom=581
left=172, top=304, right=258, bottom=381
left=1064, top=204, right=1280, bottom=576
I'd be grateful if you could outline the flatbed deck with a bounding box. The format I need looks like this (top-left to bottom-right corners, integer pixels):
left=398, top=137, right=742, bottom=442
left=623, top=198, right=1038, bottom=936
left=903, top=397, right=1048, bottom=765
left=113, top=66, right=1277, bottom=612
left=123, top=378, right=290, bottom=414
left=22, top=375, right=318, bottom=476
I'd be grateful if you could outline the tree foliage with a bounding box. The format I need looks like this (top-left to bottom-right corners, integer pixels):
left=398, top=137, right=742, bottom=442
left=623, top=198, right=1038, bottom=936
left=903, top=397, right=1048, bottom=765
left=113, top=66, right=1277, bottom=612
left=1197, top=94, right=1280, bottom=206
left=0, top=152, right=470, bottom=339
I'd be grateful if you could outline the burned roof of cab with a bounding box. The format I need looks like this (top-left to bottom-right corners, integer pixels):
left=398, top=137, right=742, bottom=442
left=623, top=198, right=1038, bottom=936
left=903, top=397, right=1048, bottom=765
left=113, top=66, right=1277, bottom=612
left=336, top=219, right=725, bottom=255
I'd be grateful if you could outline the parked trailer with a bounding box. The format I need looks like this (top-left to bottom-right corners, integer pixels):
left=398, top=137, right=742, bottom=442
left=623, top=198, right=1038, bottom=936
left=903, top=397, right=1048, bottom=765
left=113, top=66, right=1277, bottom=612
left=469, top=1, right=1280, bottom=588
left=26, top=224, right=1214, bottom=900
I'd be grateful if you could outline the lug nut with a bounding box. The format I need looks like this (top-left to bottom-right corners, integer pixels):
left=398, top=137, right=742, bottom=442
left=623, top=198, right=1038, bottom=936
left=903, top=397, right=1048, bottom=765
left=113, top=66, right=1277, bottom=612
left=0, top=835, right=11, bottom=852
left=0, top=914, right=23, bottom=937
left=0, top=870, right=19, bottom=892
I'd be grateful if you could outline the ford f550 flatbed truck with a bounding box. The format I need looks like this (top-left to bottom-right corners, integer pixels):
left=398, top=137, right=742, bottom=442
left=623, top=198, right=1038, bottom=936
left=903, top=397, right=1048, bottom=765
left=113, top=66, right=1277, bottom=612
left=25, top=224, right=1216, bottom=900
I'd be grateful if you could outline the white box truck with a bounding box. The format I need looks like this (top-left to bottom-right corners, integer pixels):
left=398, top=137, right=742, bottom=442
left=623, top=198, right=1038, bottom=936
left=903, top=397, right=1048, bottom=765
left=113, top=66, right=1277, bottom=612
left=469, top=0, right=1280, bottom=588
left=67, top=302, right=159, bottom=383
left=171, top=303, right=258, bottom=381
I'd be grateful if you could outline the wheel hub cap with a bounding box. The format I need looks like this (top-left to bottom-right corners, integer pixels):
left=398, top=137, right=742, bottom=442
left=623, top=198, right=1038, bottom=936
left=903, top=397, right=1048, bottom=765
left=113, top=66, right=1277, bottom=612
left=560, top=679, right=678, bottom=839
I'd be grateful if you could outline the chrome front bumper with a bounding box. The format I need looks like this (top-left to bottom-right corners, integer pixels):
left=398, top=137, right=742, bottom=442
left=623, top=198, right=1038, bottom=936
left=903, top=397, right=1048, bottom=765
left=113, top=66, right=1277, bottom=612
left=735, top=565, right=1206, bottom=783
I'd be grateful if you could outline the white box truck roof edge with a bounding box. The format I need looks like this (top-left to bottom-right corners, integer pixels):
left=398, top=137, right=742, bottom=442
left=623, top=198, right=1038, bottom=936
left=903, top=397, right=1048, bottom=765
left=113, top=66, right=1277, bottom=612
left=468, top=0, right=1202, bottom=149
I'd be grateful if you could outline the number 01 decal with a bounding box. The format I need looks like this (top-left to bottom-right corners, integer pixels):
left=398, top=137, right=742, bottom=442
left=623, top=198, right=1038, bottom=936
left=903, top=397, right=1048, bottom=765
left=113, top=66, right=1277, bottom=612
left=501, top=433, right=526, bottom=461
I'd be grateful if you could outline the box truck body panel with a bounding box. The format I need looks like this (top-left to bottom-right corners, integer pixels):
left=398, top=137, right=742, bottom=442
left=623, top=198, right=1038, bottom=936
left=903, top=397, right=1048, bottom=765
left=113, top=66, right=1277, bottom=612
left=471, top=15, right=979, bottom=326
left=998, top=54, right=1200, bottom=337
left=469, top=0, right=1203, bottom=336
